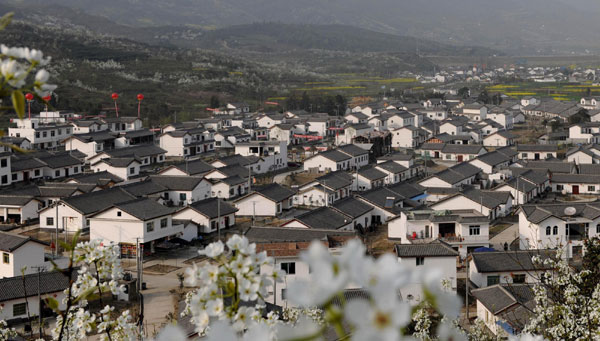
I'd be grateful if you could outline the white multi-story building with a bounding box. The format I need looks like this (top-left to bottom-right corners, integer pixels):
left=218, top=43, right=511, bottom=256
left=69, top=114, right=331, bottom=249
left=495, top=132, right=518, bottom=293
left=389, top=209, right=490, bottom=258
left=8, top=118, right=73, bottom=150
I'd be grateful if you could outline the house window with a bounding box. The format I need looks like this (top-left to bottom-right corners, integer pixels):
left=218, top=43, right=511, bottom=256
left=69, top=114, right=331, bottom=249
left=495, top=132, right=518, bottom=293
left=179, top=193, right=187, bottom=201
left=130, top=167, right=135, bottom=174
left=35, top=132, right=40, bottom=138
left=50, top=130, right=55, bottom=137
left=43, top=132, right=47, bottom=138
left=513, top=274, right=526, bottom=284
left=13, top=302, right=26, bottom=316
left=597, top=224, right=600, bottom=234
left=280, top=262, right=295, bottom=275
left=556, top=185, right=564, bottom=190
left=55, top=170, right=60, bottom=177
left=2, top=253, right=9, bottom=264
left=553, top=226, right=558, bottom=235
left=0, top=175, right=6, bottom=184
left=589, top=186, right=596, bottom=192
left=146, top=222, right=154, bottom=232
left=521, top=153, right=527, bottom=158
left=161, top=218, right=168, bottom=228
left=11, top=173, right=16, bottom=181
left=34, top=169, right=40, bottom=176
left=546, top=226, right=551, bottom=235
left=487, top=275, right=500, bottom=286
left=0, top=158, right=6, bottom=168
left=469, top=225, right=480, bottom=236
left=46, top=217, right=54, bottom=226
left=416, top=257, right=425, bottom=266
left=117, top=211, right=121, bottom=217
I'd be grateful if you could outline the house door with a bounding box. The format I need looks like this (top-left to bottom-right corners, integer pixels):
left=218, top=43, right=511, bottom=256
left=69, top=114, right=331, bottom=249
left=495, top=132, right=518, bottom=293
left=573, top=185, right=580, bottom=194
left=224, top=216, right=230, bottom=228
left=534, top=153, right=540, bottom=160
left=23, top=171, right=29, bottom=181
left=457, top=155, right=463, bottom=162
left=65, top=168, right=69, bottom=177
left=434, top=151, right=439, bottom=158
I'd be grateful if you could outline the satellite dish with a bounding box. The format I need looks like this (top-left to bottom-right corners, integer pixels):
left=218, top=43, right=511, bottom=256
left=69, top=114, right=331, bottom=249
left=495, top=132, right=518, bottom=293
left=564, top=207, right=576, bottom=216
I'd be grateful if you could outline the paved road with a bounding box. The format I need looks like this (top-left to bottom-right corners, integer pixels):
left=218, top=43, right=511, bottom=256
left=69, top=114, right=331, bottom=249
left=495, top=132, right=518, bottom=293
left=489, top=223, right=519, bottom=250
left=273, top=169, right=298, bottom=184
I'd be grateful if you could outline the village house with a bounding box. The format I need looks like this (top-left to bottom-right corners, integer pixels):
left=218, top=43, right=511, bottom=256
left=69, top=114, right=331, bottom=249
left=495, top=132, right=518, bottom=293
left=518, top=202, right=600, bottom=259
left=89, top=197, right=183, bottom=253
left=234, top=183, right=296, bottom=217
left=91, top=157, right=141, bottom=180
left=245, top=226, right=356, bottom=306
left=482, top=130, right=515, bottom=147
left=394, top=241, right=458, bottom=303
left=389, top=209, right=489, bottom=258
left=172, top=198, right=238, bottom=237
left=472, top=284, right=535, bottom=336
left=516, top=144, right=558, bottom=160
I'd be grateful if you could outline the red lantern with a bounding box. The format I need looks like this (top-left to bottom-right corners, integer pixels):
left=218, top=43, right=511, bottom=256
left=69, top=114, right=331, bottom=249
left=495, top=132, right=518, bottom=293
left=25, top=93, right=34, bottom=101
left=42, top=95, right=51, bottom=102
left=111, top=93, right=119, bottom=100
left=137, top=93, right=144, bottom=101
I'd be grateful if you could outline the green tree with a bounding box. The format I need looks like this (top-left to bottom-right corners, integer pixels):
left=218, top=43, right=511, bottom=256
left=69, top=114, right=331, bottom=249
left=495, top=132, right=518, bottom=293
left=477, top=90, right=490, bottom=104
left=457, top=87, right=470, bottom=98
left=300, top=91, right=310, bottom=111
left=209, top=95, right=220, bottom=109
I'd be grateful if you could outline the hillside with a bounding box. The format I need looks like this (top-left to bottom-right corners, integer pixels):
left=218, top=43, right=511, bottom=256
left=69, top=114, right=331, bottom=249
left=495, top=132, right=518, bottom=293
left=195, top=23, right=497, bottom=56
left=9, top=0, right=600, bottom=54
left=0, top=19, right=325, bottom=125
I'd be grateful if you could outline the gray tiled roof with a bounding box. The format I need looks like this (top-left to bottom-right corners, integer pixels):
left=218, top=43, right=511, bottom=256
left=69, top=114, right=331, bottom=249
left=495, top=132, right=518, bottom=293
left=332, top=197, right=373, bottom=219
left=0, top=270, right=73, bottom=302
left=319, top=150, right=352, bottom=162
left=388, top=182, right=426, bottom=199
left=338, top=144, right=368, bottom=157
left=0, top=195, right=37, bottom=206
left=120, top=180, right=167, bottom=197
left=441, top=144, right=486, bottom=154
left=10, top=156, right=46, bottom=171
left=579, top=164, right=600, bottom=175
left=472, top=284, right=535, bottom=315
left=254, top=183, right=296, bottom=202
left=66, top=171, right=124, bottom=185
left=376, top=160, right=407, bottom=174
left=316, top=171, right=353, bottom=190
left=244, top=226, right=355, bottom=243
left=105, top=144, right=166, bottom=158
left=516, top=144, right=558, bottom=152
left=213, top=164, right=249, bottom=179
left=357, top=187, right=405, bottom=212
left=112, top=198, right=175, bottom=220
left=215, top=155, right=255, bottom=167
left=471, top=250, right=556, bottom=273
left=519, top=202, right=600, bottom=224
left=358, top=167, right=387, bottom=181
left=167, top=159, right=214, bottom=176
left=395, top=240, right=458, bottom=257
left=0, top=232, right=47, bottom=252
left=185, top=198, right=238, bottom=219
left=149, top=175, right=206, bottom=191
left=552, top=173, right=600, bottom=184
left=63, top=187, right=136, bottom=215
left=93, top=157, right=139, bottom=168
left=474, top=151, right=511, bottom=166
left=288, top=207, right=352, bottom=230
left=521, top=161, right=574, bottom=174
left=36, top=152, right=82, bottom=168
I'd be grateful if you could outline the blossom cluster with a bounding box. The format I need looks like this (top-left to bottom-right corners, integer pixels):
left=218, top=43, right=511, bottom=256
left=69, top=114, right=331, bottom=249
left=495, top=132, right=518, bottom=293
left=183, top=235, right=284, bottom=335
left=181, top=235, right=465, bottom=341
left=50, top=240, right=138, bottom=341
left=0, top=44, right=56, bottom=97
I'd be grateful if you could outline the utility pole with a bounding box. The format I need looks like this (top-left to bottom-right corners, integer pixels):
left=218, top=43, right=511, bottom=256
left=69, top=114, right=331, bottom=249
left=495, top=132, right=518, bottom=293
left=465, top=254, right=469, bottom=321
left=54, top=203, right=59, bottom=257
left=217, top=195, right=221, bottom=241
left=252, top=201, right=256, bottom=226
left=32, top=266, right=45, bottom=339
